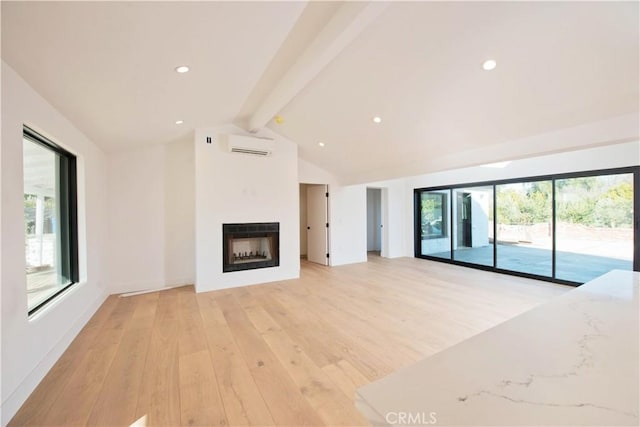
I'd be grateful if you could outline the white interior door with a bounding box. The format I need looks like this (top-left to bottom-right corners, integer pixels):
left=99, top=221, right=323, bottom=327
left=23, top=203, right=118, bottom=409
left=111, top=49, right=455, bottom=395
left=306, top=184, right=328, bottom=265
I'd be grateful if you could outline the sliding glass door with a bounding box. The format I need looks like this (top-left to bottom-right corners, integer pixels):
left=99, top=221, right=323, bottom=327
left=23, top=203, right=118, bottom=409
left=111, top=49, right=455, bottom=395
left=496, top=181, right=552, bottom=277
left=414, top=167, right=638, bottom=285
left=452, top=186, right=494, bottom=266
left=555, top=173, right=634, bottom=283
left=418, top=190, right=451, bottom=259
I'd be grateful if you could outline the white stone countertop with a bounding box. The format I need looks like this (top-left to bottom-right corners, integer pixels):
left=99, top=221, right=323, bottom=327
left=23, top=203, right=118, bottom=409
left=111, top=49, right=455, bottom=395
left=355, top=270, right=639, bottom=426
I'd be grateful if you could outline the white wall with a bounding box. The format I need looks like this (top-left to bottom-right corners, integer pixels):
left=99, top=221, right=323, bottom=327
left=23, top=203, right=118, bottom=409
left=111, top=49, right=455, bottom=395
left=297, top=128, right=639, bottom=265
left=298, top=157, right=370, bottom=266
left=298, top=157, right=336, bottom=185
left=195, top=125, right=300, bottom=291
left=107, top=140, right=195, bottom=294
left=163, top=141, right=196, bottom=286
left=1, top=62, right=108, bottom=424
left=306, top=171, right=410, bottom=265
left=300, top=156, right=382, bottom=266
left=349, top=113, right=639, bottom=184
left=328, top=184, right=368, bottom=266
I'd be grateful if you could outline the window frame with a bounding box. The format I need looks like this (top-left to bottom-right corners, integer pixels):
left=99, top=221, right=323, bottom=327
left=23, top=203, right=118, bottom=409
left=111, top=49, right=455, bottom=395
left=23, top=125, right=79, bottom=315
left=414, top=166, right=640, bottom=286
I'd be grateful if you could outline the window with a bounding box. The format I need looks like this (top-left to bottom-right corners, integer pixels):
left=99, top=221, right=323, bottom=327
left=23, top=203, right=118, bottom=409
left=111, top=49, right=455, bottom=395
left=452, top=186, right=493, bottom=267
left=496, top=180, right=552, bottom=277
left=420, top=192, right=447, bottom=239
left=417, top=190, right=451, bottom=259
left=414, top=167, right=639, bottom=286
left=23, top=126, right=78, bottom=314
left=555, top=173, right=634, bottom=283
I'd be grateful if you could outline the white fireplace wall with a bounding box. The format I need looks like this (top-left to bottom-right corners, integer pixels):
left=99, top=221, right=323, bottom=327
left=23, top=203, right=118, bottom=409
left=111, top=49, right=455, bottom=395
left=195, top=125, right=299, bottom=291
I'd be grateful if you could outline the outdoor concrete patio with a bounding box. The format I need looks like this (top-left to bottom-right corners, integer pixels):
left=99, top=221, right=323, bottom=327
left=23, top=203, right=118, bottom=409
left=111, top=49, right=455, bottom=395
left=429, top=244, right=632, bottom=283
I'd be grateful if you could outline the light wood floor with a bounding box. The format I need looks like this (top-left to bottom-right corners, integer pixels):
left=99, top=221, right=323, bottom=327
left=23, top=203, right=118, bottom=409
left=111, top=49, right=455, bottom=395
left=10, top=256, right=568, bottom=426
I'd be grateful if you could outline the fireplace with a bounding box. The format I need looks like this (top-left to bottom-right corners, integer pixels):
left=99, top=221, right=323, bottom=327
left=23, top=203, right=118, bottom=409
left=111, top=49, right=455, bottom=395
left=223, top=223, right=280, bottom=272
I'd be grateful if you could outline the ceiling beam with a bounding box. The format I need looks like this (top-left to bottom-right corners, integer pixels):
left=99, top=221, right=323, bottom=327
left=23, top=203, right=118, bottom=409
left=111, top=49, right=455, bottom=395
left=248, top=1, right=389, bottom=132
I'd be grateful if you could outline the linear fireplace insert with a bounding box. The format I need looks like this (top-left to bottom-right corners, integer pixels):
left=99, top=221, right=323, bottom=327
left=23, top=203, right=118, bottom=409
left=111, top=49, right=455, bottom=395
left=223, top=222, right=280, bottom=273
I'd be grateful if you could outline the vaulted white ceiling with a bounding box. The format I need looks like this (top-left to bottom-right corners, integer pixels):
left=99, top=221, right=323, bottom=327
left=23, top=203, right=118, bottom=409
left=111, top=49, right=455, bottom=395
left=272, top=1, right=639, bottom=182
left=2, top=1, right=638, bottom=183
left=2, top=1, right=306, bottom=150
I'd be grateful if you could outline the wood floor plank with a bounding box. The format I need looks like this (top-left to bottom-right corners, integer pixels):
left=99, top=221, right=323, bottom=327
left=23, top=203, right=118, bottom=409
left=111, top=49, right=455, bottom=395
left=134, top=289, right=182, bottom=426
left=38, top=295, right=138, bottom=426
left=87, top=292, right=159, bottom=426
left=322, top=359, right=370, bottom=402
left=196, top=292, right=276, bottom=427
left=242, top=299, right=368, bottom=426
left=178, top=287, right=210, bottom=356
left=9, top=256, right=568, bottom=427
left=217, top=293, right=325, bottom=426
left=272, top=285, right=424, bottom=368
left=177, top=290, right=227, bottom=427
left=7, top=295, right=119, bottom=427
left=179, top=350, right=227, bottom=427
left=260, top=291, right=395, bottom=380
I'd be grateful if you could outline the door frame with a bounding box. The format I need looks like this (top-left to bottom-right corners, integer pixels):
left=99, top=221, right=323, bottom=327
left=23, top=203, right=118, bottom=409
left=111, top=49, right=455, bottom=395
left=300, top=182, right=330, bottom=266
left=366, top=186, right=388, bottom=258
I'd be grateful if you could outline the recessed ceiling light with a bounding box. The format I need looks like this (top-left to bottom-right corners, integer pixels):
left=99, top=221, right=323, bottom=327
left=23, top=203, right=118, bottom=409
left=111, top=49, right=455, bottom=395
left=175, top=120, right=184, bottom=125
left=482, top=59, right=497, bottom=71
left=318, top=142, right=325, bottom=147
left=175, top=65, right=190, bottom=73
left=372, top=116, right=382, bottom=124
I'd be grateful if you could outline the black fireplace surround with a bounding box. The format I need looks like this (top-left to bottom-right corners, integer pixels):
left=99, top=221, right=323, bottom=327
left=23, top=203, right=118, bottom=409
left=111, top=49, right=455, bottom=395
left=223, top=222, right=280, bottom=273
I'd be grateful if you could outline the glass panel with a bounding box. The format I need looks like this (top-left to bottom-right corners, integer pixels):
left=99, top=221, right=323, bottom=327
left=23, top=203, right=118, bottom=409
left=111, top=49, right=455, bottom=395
left=555, top=174, right=634, bottom=283
left=419, top=190, right=451, bottom=259
left=496, top=181, right=552, bottom=276
left=452, top=186, right=494, bottom=266
left=24, top=138, right=70, bottom=311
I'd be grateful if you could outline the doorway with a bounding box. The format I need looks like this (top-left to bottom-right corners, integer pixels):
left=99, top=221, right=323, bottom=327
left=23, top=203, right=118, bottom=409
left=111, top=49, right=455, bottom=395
left=367, top=188, right=382, bottom=255
left=457, top=192, right=473, bottom=248
left=299, top=183, right=329, bottom=266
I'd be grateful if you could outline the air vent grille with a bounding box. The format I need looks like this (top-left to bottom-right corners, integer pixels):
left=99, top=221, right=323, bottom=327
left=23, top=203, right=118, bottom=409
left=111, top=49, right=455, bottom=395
left=224, top=134, right=274, bottom=156
left=230, top=147, right=271, bottom=156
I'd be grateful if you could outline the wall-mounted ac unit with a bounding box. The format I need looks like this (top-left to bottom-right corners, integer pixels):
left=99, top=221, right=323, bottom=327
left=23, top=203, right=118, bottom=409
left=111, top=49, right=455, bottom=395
left=223, top=134, right=274, bottom=156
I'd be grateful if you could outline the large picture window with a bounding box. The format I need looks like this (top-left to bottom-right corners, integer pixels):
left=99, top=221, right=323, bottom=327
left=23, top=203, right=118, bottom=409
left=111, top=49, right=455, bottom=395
left=414, top=167, right=639, bottom=285
left=23, top=126, right=78, bottom=314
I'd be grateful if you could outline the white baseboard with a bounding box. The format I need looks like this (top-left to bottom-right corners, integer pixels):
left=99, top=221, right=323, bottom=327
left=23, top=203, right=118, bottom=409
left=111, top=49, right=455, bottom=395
left=1, top=290, right=108, bottom=426
left=119, top=283, right=188, bottom=297
left=109, top=278, right=194, bottom=295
